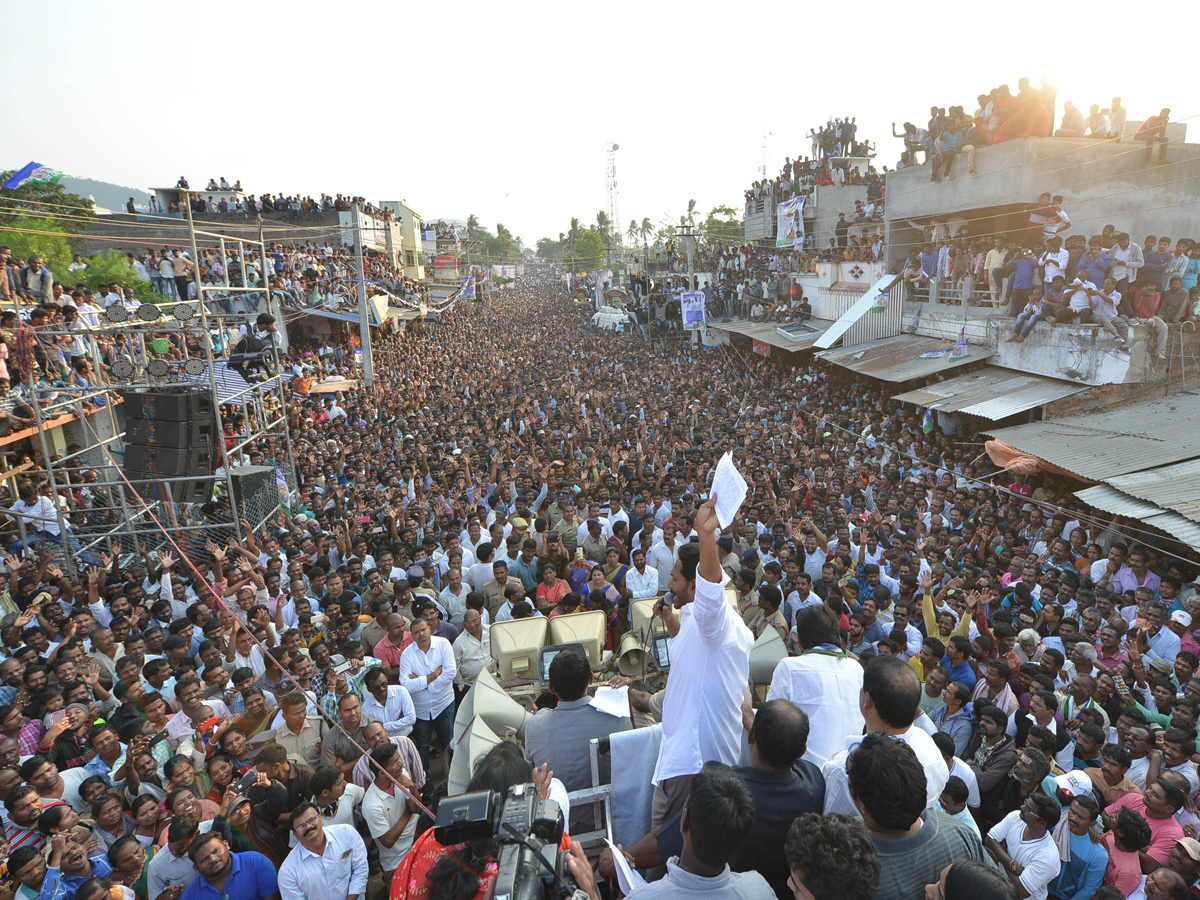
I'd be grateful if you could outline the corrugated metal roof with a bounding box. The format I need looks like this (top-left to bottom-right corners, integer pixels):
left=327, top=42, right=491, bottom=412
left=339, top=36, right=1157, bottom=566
left=712, top=318, right=834, bottom=352
left=892, top=366, right=1085, bottom=421
left=1102, top=458, right=1200, bottom=523
left=986, top=393, right=1200, bottom=482
left=818, top=334, right=992, bottom=382
left=1075, top=485, right=1200, bottom=549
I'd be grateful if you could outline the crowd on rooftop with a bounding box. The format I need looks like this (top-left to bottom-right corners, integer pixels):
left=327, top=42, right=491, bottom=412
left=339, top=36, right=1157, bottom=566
left=0, top=273, right=1197, bottom=900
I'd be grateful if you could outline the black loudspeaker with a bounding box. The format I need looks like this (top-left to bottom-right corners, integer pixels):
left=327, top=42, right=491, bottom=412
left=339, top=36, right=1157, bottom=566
left=123, top=388, right=218, bottom=503
left=122, top=390, right=216, bottom=423
left=229, top=465, right=281, bottom=520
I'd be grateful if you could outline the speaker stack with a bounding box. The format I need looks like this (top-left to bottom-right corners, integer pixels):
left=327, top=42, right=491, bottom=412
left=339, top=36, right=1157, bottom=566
left=121, top=389, right=218, bottom=503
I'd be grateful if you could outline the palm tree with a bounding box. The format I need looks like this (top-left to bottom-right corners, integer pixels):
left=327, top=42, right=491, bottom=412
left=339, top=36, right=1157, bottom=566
left=567, top=217, right=580, bottom=252
left=466, top=213, right=479, bottom=239
left=640, top=217, right=653, bottom=245
left=627, top=219, right=638, bottom=242
left=596, top=211, right=611, bottom=242
left=686, top=199, right=697, bottom=225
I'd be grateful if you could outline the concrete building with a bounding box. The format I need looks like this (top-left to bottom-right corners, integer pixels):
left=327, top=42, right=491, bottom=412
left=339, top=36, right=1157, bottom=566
left=884, top=129, right=1191, bottom=269
left=381, top=201, right=426, bottom=283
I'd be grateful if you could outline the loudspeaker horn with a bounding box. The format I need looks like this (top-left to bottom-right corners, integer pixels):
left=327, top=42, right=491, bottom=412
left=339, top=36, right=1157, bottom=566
left=453, top=667, right=530, bottom=744
left=616, top=631, right=647, bottom=677
left=749, top=626, right=788, bottom=685
left=447, top=715, right=503, bottom=796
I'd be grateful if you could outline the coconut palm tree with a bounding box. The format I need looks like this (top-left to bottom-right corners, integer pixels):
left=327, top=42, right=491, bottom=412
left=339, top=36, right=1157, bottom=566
left=567, top=217, right=580, bottom=251
left=596, top=211, right=611, bottom=242
left=627, top=219, right=638, bottom=243
left=640, top=217, right=653, bottom=245
left=466, top=213, right=479, bottom=239
left=686, top=199, right=697, bottom=225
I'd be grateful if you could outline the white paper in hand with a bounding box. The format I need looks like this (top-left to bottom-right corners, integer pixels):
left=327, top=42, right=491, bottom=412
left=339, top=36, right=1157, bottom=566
left=711, top=452, right=747, bottom=529
left=589, top=685, right=631, bottom=718
left=605, top=838, right=647, bottom=894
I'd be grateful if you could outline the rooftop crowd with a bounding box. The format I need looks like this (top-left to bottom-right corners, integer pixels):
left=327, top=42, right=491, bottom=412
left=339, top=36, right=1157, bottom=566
left=0, top=271, right=1198, bottom=900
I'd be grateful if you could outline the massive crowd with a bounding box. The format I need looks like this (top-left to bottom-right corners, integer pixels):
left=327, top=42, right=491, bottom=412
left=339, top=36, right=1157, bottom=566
left=0, top=269, right=1198, bottom=900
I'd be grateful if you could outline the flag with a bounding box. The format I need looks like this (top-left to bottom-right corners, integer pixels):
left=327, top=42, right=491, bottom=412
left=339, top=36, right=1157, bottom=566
left=905, top=308, right=921, bottom=334
left=849, top=350, right=867, bottom=362
left=949, top=326, right=970, bottom=360
left=922, top=402, right=947, bottom=434
left=869, top=291, right=888, bottom=313
left=2, top=162, right=68, bottom=190
left=918, top=343, right=953, bottom=359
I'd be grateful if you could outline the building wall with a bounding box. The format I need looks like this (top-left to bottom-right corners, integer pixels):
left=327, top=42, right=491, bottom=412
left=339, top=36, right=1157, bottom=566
left=884, top=135, right=1200, bottom=268
left=807, top=184, right=872, bottom=251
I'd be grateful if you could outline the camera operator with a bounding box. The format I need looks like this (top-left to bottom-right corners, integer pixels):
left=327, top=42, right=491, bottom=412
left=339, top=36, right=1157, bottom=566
left=390, top=742, right=578, bottom=900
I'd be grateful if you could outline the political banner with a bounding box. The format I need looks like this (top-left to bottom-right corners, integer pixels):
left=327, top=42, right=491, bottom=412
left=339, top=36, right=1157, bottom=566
left=681, top=291, right=706, bottom=330
left=776, top=196, right=806, bottom=249
left=460, top=275, right=474, bottom=299
left=3, top=162, right=68, bottom=190
left=752, top=339, right=772, bottom=357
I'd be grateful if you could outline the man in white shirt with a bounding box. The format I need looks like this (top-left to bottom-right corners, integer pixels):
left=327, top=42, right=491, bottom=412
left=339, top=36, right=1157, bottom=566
left=650, top=495, right=753, bottom=828
left=984, top=799, right=1062, bottom=900
left=822, top=656, right=949, bottom=816
left=279, top=805, right=368, bottom=900
left=1039, top=237, right=1069, bottom=283
left=452, top=610, right=490, bottom=689
left=361, top=743, right=419, bottom=881
left=768, top=605, right=865, bottom=768
left=361, top=668, right=416, bottom=736
left=648, top=523, right=681, bottom=592
left=626, top=548, right=659, bottom=600
left=398, top=618, right=456, bottom=771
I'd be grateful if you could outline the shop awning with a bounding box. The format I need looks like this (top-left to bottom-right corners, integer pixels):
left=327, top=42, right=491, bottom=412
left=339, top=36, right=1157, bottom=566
left=986, top=394, right=1200, bottom=482
left=891, top=366, right=1085, bottom=420
left=711, top=318, right=834, bottom=352
left=818, top=334, right=990, bottom=382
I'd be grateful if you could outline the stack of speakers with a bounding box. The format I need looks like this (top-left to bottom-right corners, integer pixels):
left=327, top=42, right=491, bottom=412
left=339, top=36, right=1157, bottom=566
left=122, top=389, right=218, bottom=503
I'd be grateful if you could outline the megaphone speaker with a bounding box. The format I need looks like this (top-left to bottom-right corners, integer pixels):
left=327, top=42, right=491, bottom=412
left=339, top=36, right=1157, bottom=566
left=749, top=627, right=788, bottom=685
left=617, top=631, right=647, bottom=677
left=453, top=667, right=530, bottom=744
left=447, top=716, right=503, bottom=796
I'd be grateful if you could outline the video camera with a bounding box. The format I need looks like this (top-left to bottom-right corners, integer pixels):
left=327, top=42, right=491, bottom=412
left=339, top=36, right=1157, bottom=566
left=434, top=783, right=580, bottom=900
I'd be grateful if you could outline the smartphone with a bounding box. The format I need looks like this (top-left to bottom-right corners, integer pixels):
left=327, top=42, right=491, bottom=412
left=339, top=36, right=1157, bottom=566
left=49, top=710, right=66, bottom=726
left=575, top=548, right=584, bottom=560
left=332, top=660, right=353, bottom=675
left=147, top=730, right=170, bottom=748
left=234, top=770, right=259, bottom=794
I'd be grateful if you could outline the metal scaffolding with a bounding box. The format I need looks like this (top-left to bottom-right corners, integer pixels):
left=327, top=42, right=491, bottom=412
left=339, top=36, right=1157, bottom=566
left=7, top=211, right=298, bottom=573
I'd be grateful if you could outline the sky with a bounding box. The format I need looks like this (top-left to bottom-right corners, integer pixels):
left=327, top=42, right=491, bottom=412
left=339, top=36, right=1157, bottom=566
left=2, top=1, right=1191, bottom=250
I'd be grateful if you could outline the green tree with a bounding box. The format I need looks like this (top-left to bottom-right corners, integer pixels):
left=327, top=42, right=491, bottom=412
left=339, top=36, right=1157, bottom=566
left=595, top=211, right=611, bottom=244
left=627, top=219, right=638, bottom=242
left=702, top=205, right=745, bottom=247
left=571, top=229, right=606, bottom=271
left=0, top=213, right=72, bottom=277
left=640, top=217, right=653, bottom=245
left=0, top=171, right=97, bottom=231
left=69, top=250, right=160, bottom=302
left=465, top=213, right=479, bottom=239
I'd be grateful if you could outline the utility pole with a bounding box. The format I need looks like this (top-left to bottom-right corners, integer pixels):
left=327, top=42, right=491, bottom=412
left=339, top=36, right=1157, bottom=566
left=352, top=202, right=375, bottom=389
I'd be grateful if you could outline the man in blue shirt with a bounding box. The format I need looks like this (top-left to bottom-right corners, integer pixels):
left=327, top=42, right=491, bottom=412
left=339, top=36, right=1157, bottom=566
left=41, top=835, right=113, bottom=900
left=1003, top=247, right=1038, bottom=316
left=182, top=833, right=278, bottom=900
left=1046, top=789, right=1107, bottom=900
left=941, top=635, right=978, bottom=690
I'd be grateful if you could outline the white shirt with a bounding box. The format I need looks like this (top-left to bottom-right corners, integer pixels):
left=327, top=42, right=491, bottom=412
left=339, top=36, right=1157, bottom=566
left=452, top=626, right=491, bottom=688
left=7, top=496, right=61, bottom=535
left=362, top=782, right=417, bottom=872
left=438, top=585, right=470, bottom=629
left=950, top=756, right=981, bottom=807
left=986, top=810, right=1060, bottom=900
left=1039, top=248, right=1069, bottom=282
left=398, top=636, right=456, bottom=719
left=652, top=570, right=754, bottom=785
left=648, top=539, right=681, bottom=592
left=321, top=782, right=364, bottom=831
left=362, top=685, right=416, bottom=736
left=626, top=565, right=659, bottom=600
left=279, top=823, right=369, bottom=900
left=822, top=726, right=950, bottom=816
left=767, top=651, right=865, bottom=768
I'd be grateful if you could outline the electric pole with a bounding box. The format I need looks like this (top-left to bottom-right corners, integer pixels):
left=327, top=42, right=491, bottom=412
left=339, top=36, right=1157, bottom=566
left=352, top=202, right=375, bottom=389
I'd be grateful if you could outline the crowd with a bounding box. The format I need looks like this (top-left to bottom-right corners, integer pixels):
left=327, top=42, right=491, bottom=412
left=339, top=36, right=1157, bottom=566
left=896, top=83, right=1174, bottom=174
left=897, top=195, right=1200, bottom=355
left=166, top=177, right=393, bottom=223
left=0, top=271, right=1199, bottom=900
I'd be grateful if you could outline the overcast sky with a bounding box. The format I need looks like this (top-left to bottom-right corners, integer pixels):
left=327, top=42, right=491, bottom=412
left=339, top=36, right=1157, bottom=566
left=2, top=2, right=1189, bottom=249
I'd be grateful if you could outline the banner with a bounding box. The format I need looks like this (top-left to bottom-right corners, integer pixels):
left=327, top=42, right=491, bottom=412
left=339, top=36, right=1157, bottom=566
left=752, top=339, right=772, bottom=357
left=434, top=256, right=457, bottom=269
left=460, top=275, right=475, bottom=299
left=681, top=291, right=706, bottom=330
left=776, top=196, right=806, bottom=249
